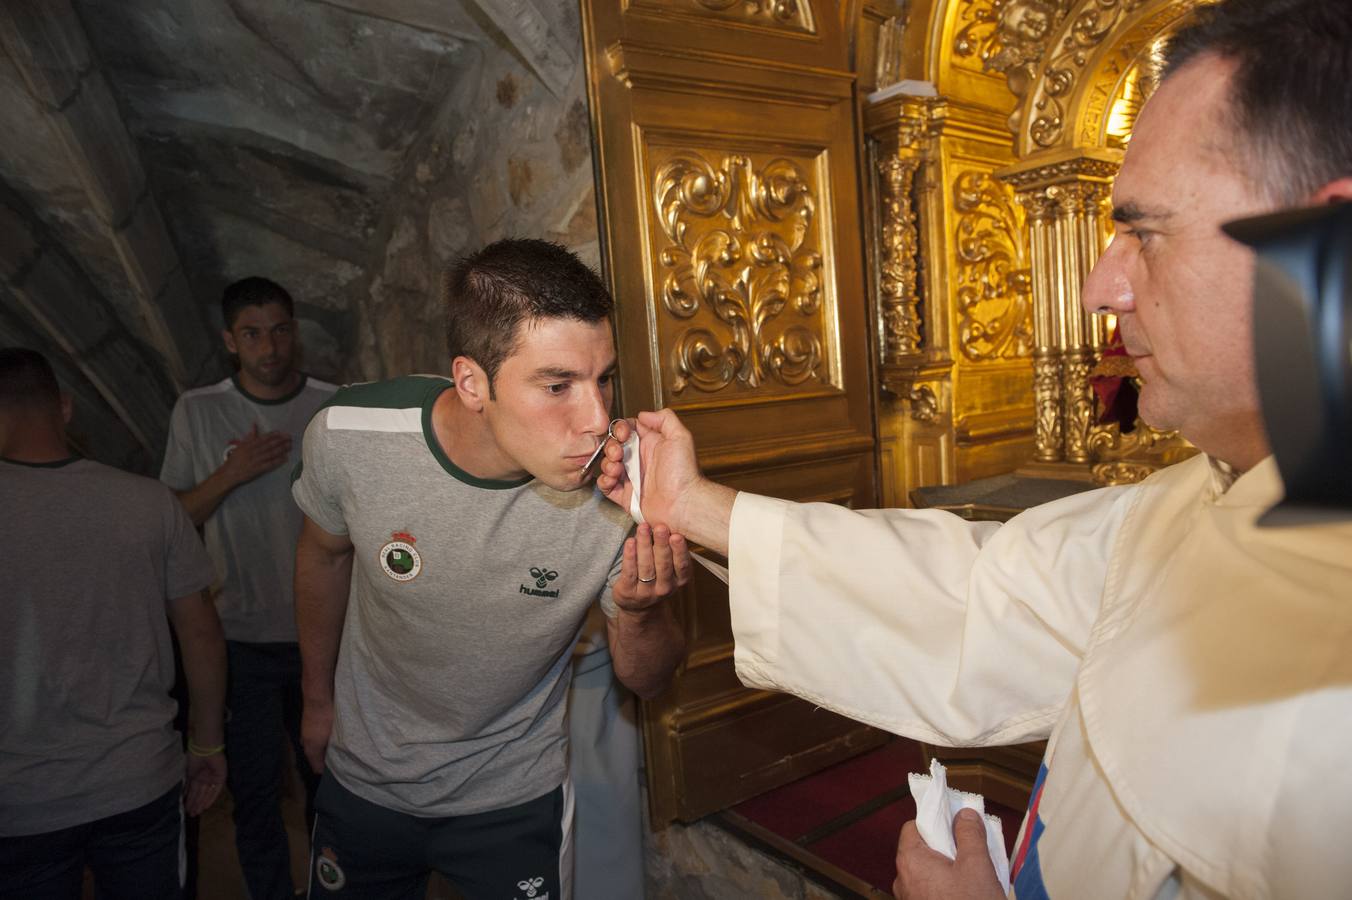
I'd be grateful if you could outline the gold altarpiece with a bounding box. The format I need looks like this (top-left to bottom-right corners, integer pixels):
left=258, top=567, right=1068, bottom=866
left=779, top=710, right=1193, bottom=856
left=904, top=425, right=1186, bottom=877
left=868, top=0, right=1204, bottom=502
left=580, top=0, right=1205, bottom=828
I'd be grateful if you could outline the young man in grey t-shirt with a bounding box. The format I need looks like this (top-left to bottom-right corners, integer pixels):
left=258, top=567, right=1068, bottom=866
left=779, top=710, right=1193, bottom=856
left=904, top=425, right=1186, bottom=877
left=161, top=278, right=334, bottom=900
left=291, top=239, right=689, bottom=899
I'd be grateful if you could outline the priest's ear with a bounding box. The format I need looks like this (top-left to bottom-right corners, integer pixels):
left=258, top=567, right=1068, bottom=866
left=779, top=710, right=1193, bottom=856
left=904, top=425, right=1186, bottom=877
left=451, top=356, right=490, bottom=412
left=1311, top=177, right=1352, bottom=205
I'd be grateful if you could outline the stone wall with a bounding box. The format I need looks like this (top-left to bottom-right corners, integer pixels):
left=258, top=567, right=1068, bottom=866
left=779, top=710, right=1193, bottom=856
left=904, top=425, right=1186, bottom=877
left=351, top=2, right=600, bottom=381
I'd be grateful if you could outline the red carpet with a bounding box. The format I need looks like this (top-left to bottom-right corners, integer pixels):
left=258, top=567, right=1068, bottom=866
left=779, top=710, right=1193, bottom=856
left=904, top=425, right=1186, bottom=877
left=729, top=740, right=1026, bottom=895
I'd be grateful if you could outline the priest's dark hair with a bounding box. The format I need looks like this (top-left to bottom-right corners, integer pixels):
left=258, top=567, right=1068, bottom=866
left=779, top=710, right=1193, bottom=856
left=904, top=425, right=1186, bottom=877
left=1164, top=0, right=1352, bottom=203
left=442, top=238, right=613, bottom=395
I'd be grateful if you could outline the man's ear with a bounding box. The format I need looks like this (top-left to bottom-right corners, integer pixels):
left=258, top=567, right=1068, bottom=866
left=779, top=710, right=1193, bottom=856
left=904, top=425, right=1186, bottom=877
left=452, top=356, right=489, bottom=412
left=222, top=328, right=237, bottom=355
left=1311, top=177, right=1352, bottom=205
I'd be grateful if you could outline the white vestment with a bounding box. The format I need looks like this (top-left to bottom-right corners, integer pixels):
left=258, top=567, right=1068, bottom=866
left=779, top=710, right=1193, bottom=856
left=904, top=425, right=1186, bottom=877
left=727, top=454, right=1352, bottom=899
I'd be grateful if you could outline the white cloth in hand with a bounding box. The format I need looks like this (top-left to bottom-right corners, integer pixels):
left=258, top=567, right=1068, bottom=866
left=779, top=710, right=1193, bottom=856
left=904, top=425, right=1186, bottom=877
left=620, top=430, right=729, bottom=582
left=908, top=758, right=1012, bottom=894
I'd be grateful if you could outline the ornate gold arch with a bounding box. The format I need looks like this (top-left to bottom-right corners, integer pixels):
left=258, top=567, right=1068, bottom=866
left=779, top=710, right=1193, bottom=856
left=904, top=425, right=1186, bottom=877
left=866, top=0, right=1205, bottom=497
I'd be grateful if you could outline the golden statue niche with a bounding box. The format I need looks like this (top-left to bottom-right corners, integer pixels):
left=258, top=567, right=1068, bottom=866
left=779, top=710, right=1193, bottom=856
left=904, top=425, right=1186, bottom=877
left=867, top=0, right=1206, bottom=504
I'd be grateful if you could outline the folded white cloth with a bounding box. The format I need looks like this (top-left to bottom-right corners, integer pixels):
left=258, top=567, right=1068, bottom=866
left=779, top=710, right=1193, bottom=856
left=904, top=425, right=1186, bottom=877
left=908, top=758, right=1012, bottom=894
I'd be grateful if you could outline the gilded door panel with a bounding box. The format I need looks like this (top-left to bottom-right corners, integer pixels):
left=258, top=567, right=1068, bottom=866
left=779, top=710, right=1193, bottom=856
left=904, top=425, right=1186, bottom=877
left=583, top=0, right=881, bottom=824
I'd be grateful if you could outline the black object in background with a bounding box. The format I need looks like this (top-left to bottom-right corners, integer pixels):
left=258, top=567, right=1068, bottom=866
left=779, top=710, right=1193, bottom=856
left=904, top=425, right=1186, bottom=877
left=1223, top=202, right=1352, bottom=525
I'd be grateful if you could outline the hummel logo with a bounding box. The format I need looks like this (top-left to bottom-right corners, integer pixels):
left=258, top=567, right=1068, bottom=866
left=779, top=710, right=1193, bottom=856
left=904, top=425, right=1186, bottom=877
left=515, top=877, right=546, bottom=899
left=519, top=566, right=560, bottom=598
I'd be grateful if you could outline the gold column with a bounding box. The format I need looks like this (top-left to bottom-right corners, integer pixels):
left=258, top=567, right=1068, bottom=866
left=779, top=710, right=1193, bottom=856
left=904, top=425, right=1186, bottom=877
left=998, top=152, right=1119, bottom=478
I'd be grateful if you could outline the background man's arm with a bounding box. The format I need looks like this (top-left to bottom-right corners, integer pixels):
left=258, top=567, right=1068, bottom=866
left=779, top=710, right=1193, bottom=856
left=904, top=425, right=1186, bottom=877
left=605, top=522, right=691, bottom=698
left=167, top=589, right=227, bottom=816
left=294, top=514, right=354, bottom=773
left=175, top=424, right=292, bottom=526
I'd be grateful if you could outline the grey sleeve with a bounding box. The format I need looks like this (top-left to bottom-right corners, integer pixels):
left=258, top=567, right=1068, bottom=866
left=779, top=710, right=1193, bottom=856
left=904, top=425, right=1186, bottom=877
left=161, top=486, right=215, bottom=599
left=159, top=399, right=196, bottom=491
left=290, top=410, right=348, bottom=535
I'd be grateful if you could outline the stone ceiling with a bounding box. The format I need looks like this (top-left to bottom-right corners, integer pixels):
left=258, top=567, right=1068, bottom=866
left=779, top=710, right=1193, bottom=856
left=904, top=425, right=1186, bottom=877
left=0, top=0, right=594, bottom=472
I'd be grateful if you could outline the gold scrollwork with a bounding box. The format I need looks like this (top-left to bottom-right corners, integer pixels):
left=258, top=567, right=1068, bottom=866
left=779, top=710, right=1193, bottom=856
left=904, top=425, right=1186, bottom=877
left=1027, top=0, right=1148, bottom=148
left=908, top=384, right=941, bottom=425
left=688, top=0, right=813, bottom=31
left=878, top=156, right=922, bottom=361
left=1086, top=416, right=1195, bottom=484
left=653, top=152, right=827, bottom=395
left=956, top=0, right=1072, bottom=78
left=1062, top=350, right=1095, bottom=462
left=1033, top=351, right=1064, bottom=460
left=953, top=171, right=1034, bottom=361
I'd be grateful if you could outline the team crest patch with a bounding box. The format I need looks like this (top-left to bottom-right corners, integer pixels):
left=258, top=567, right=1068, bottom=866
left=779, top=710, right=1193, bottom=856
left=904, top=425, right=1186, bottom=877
left=316, top=846, right=346, bottom=891
left=379, top=531, right=422, bottom=582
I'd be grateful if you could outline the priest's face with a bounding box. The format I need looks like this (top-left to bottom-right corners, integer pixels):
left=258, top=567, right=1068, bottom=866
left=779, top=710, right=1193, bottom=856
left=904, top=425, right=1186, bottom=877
left=1081, top=53, right=1271, bottom=461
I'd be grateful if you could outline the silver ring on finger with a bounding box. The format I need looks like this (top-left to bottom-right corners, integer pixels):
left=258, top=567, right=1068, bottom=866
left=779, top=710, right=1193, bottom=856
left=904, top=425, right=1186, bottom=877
left=638, top=575, right=657, bottom=583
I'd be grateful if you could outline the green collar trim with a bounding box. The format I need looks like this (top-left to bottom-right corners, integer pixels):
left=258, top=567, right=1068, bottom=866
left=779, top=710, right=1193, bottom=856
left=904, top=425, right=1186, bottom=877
left=419, top=383, right=533, bottom=490
left=231, top=372, right=308, bottom=406
left=1, top=455, right=82, bottom=468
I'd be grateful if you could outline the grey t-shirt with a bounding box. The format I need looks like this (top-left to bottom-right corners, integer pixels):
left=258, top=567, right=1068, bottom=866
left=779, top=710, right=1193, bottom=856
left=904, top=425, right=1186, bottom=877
left=291, top=376, right=632, bottom=816
left=161, top=373, right=336, bottom=643
left=0, top=457, right=214, bottom=836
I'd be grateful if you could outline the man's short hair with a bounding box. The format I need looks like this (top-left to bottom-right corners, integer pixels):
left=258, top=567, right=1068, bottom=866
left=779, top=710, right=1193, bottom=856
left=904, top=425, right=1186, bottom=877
left=222, top=277, right=294, bottom=329
left=1164, top=0, right=1352, bottom=203
left=0, top=347, right=60, bottom=411
left=443, top=239, right=614, bottom=392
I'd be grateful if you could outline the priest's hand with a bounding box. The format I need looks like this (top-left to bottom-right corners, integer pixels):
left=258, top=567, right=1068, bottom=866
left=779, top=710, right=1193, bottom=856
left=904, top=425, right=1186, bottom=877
left=894, top=809, right=1007, bottom=900
left=597, top=409, right=737, bottom=557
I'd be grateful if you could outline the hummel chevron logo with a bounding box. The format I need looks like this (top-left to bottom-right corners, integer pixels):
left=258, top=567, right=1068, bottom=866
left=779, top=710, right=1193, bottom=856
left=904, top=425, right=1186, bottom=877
left=519, top=566, right=560, bottom=598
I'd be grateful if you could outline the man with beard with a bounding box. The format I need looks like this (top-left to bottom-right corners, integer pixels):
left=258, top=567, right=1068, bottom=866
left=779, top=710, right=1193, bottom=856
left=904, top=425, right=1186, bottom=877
left=162, top=278, right=335, bottom=900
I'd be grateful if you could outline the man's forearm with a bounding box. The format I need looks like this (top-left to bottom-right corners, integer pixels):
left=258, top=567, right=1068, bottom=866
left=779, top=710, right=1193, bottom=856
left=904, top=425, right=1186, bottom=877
left=609, top=605, right=685, bottom=699
left=175, top=467, right=237, bottom=527
left=169, top=591, right=227, bottom=747
left=295, top=538, right=353, bottom=707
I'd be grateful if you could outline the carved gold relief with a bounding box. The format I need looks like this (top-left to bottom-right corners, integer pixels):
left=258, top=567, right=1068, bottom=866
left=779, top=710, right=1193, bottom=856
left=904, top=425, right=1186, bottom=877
left=879, top=156, right=922, bottom=361
left=955, top=0, right=1072, bottom=82
left=1033, top=351, right=1063, bottom=460
left=909, top=384, right=941, bottom=425
left=653, top=151, right=831, bottom=397
left=682, top=0, right=815, bottom=31
left=953, top=171, right=1034, bottom=361
left=1086, top=418, right=1196, bottom=484
left=1062, top=349, right=1095, bottom=462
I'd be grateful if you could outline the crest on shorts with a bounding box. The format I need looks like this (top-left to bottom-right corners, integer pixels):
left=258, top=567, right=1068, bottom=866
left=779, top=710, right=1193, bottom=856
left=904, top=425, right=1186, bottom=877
left=379, top=531, right=422, bottom=582
left=316, top=846, right=346, bottom=891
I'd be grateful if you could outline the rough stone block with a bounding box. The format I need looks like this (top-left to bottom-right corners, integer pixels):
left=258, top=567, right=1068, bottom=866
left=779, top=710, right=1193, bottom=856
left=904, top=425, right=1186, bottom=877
left=0, top=0, right=91, bottom=109
left=0, top=202, right=40, bottom=281
left=112, top=195, right=178, bottom=301
left=151, top=266, right=220, bottom=378
left=48, top=70, right=145, bottom=225
left=13, top=250, right=115, bottom=352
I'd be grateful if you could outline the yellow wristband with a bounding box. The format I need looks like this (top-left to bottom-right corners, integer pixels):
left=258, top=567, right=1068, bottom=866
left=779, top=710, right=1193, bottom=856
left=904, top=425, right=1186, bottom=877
left=188, top=740, right=225, bottom=757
